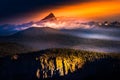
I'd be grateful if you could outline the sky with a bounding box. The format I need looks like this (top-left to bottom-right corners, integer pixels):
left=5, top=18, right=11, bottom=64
left=0, top=0, right=120, bottom=24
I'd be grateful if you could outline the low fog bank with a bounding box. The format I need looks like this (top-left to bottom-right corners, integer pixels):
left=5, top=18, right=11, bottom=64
left=0, top=19, right=120, bottom=53
left=62, top=27, right=120, bottom=41
left=71, top=45, right=120, bottom=53
left=18, top=39, right=120, bottom=53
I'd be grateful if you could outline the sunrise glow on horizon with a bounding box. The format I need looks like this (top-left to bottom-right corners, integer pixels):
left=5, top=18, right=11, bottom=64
left=53, top=1, right=120, bottom=20
left=1, top=0, right=120, bottom=24
left=22, top=0, right=120, bottom=24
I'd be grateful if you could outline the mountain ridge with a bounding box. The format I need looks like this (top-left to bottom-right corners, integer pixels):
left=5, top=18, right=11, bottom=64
left=41, top=13, right=57, bottom=21
left=0, top=13, right=57, bottom=36
left=11, top=27, right=62, bottom=37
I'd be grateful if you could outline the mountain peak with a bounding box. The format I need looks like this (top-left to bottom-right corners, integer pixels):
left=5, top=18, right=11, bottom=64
left=41, top=13, right=56, bottom=21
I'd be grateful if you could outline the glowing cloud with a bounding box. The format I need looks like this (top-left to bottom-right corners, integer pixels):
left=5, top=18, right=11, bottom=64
left=52, top=1, right=120, bottom=21
left=2, top=0, right=120, bottom=24
left=31, top=17, right=93, bottom=29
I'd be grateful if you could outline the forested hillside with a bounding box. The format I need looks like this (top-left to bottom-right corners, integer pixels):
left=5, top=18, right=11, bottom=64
left=0, top=48, right=119, bottom=80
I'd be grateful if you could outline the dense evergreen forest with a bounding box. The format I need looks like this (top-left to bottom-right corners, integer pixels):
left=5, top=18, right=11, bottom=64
left=0, top=48, right=120, bottom=80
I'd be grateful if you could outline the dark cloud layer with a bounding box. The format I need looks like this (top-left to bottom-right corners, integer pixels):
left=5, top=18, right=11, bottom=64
left=0, top=0, right=92, bottom=19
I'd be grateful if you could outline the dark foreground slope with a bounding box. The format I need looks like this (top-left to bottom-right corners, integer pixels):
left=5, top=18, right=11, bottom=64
left=0, top=48, right=120, bottom=80
left=0, top=42, right=31, bottom=57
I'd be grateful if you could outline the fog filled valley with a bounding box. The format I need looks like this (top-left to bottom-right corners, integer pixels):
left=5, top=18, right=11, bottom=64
left=0, top=13, right=120, bottom=80
left=0, top=26, right=120, bottom=54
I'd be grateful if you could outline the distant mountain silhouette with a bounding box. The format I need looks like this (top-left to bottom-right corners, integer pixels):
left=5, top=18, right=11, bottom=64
left=0, top=22, right=34, bottom=36
left=36, top=13, right=57, bottom=25
left=0, top=24, right=18, bottom=36
left=0, top=13, right=57, bottom=36
left=41, top=13, right=56, bottom=21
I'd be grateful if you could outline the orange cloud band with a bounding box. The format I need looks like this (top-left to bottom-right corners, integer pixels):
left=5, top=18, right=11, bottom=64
left=52, top=1, right=120, bottom=21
